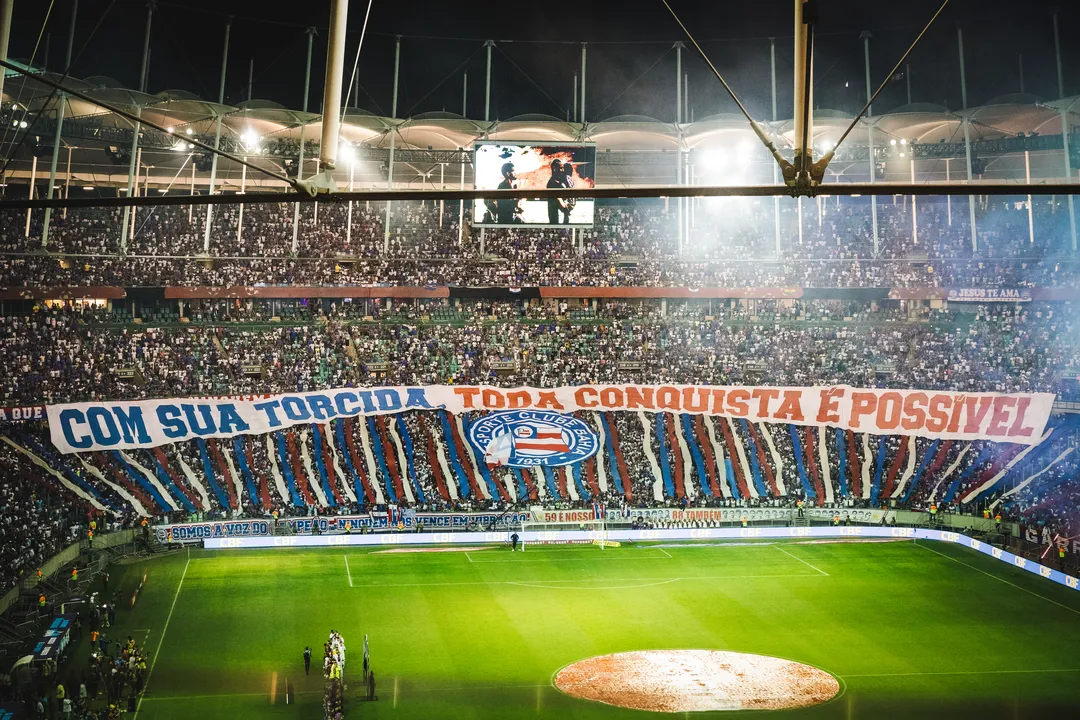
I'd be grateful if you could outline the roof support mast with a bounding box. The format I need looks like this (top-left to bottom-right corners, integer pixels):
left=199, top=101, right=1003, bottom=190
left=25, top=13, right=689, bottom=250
left=792, top=0, right=815, bottom=189
left=298, top=0, right=349, bottom=196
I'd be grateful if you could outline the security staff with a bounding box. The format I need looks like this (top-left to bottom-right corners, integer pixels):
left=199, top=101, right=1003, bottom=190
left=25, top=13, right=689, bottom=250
left=304, top=646, right=312, bottom=675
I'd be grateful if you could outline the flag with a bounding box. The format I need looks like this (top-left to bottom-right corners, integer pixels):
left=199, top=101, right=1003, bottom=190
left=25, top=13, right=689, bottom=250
left=387, top=506, right=401, bottom=526
left=513, top=426, right=570, bottom=452
left=593, top=501, right=606, bottom=520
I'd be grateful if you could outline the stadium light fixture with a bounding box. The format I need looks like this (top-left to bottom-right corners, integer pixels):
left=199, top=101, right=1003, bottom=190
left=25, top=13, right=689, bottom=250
left=185, top=128, right=193, bottom=135
left=166, top=127, right=174, bottom=134
left=890, top=139, right=897, bottom=146
left=81, top=186, right=93, bottom=191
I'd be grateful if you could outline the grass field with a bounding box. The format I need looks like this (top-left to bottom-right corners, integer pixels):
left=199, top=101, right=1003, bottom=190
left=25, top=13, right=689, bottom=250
left=83, top=537, right=1080, bottom=719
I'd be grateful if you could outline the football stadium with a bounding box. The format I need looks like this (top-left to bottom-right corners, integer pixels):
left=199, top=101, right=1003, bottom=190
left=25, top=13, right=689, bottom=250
left=0, top=0, right=1079, bottom=718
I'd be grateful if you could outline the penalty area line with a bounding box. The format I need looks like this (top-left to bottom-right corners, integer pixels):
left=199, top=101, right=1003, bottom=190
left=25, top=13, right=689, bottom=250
left=348, top=572, right=823, bottom=589
left=344, top=554, right=353, bottom=587
left=916, top=543, right=1080, bottom=617
left=774, top=544, right=830, bottom=576
left=842, top=668, right=1080, bottom=679
left=133, top=548, right=190, bottom=720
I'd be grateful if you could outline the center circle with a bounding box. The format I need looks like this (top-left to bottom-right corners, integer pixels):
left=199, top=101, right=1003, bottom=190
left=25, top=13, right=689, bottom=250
left=553, top=649, right=841, bottom=713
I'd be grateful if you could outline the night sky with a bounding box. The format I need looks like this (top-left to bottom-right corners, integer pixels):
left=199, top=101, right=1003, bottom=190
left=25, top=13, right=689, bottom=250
left=8, top=0, right=1080, bottom=123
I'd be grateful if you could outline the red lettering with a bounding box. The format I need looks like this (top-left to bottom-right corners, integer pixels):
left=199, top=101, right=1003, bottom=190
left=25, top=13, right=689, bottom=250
left=849, top=392, right=878, bottom=429
left=536, top=391, right=564, bottom=410
left=507, top=391, right=531, bottom=409
left=986, top=396, right=1015, bottom=436
left=1007, top=396, right=1036, bottom=438
left=726, top=389, right=751, bottom=417
left=710, top=389, right=726, bottom=414
left=454, top=387, right=481, bottom=409
left=926, top=394, right=950, bottom=432
left=875, top=391, right=903, bottom=431
left=775, top=390, right=805, bottom=422
left=962, top=396, right=995, bottom=434
left=575, top=387, right=599, bottom=408
left=945, top=395, right=971, bottom=434
left=815, top=388, right=842, bottom=424
left=481, top=389, right=506, bottom=409
left=599, top=387, right=624, bottom=408
left=682, top=387, right=709, bottom=412
left=657, top=386, right=681, bottom=410
left=901, top=392, right=928, bottom=431
left=752, top=388, right=781, bottom=418
left=626, top=386, right=654, bottom=409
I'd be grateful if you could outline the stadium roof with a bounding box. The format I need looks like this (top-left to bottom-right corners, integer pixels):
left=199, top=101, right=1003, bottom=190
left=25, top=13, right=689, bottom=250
left=3, top=67, right=1080, bottom=190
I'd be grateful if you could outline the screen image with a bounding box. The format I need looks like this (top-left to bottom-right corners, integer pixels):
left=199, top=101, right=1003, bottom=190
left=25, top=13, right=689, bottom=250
left=473, top=143, right=596, bottom=227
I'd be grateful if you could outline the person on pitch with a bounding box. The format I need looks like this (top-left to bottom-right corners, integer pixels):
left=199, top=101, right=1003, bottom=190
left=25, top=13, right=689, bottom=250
left=510, top=532, right=520, bottom=552
left=303, top=646, right=312, bottom=675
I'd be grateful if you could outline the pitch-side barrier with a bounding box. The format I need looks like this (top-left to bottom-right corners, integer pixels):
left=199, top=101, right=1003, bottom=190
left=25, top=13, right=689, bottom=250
left=203, top=526, right=1079, bottom=594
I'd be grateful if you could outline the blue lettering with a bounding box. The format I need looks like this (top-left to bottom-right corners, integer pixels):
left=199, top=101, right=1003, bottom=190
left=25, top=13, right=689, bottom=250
left=87, top=407, right=120, bottom=447
left=157, top=405, right=187, bottom=439
left=112, top=406, right=151, bottom=444
left=59, top=409, right=92, bottom=450
left=307, top=394, right=334, bottom=421
left=405, top=388, right=434, bottom=409
left=281, top=397, right=311, bottom=422
left=334, top=391, right=360, bottom=416
left=182, top=404, right=217, bottom=436
left=374, top=389, right=402, bottom=411
left=358, top=391, right=376, bottom=413
left=217, top=404, right=250, bottom=434
left=254, top=400, right=283, bottom=427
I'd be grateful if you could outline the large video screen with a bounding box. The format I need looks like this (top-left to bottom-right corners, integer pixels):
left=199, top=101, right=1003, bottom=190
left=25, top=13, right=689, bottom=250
left=473, top=143, right=596, bottom=227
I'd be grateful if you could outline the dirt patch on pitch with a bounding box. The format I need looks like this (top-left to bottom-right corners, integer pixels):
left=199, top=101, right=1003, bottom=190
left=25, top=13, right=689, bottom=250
left=553, top=650, right=840, bottom=713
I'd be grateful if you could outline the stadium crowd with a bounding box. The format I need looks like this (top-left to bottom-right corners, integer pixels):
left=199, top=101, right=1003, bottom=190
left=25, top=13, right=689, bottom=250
left=0, top=195, right=1078, bottom=601
left=2, top=198, right=1078, bottom=288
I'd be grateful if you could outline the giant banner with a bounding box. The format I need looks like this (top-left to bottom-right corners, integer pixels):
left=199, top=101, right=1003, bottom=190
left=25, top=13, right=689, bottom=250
left=47, top=384, right=1055, bottom=454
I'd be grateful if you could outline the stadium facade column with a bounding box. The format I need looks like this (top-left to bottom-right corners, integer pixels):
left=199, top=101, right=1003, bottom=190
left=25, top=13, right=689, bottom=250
left=23, top=155, right=34, bottom=237
left=120, top=1, right=154, bottom=253
left=860, top=31, right=878, bottom=256
left=291, top=28, right=315, bottom=255
left=384, top=34, right=401, bottom=252
left=41, top=0, right=77, bottom=248
left=439, top=162, right=445, bottom=227
left=1062, top=109, right=1077, bottom=252
left=945, top=158, right=951, bottom=225
left=460, top=74, right=466, bottom=247
left=580, top=43, right=586, bottom=124
left=1025, top=150, right=1034, bottom=245
left=485, top=40, right=493, bottom=121
left=237, top=56, right=253, bottom=244
left=202, top=19, right=232, bottom=254
left=62, top=145, right=71, bottom=218
left=675, top=41, right=683, bottom=257
left=770, top=37, right=781, bottom=258
left=189, top=161, right=196, bottom=223
left=129, top=147, right=142, bottom=238
left=346, top=159, right=354, bottom=248
left=910, top=157, right=917, bottom=246
left=957, top=25, right=978, bottom=253
left=1053, top=10, right=1075, bottom=251
left=237, top=158, right=247, bottom=243
left=906, top=63, right=912, bottom=105
left=572, top=75, right=578, bottom=123
left=458, top=146, right=466, bottom=247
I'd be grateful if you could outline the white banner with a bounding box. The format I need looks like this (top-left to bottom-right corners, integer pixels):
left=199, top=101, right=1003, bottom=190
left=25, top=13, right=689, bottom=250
left=46, top=384, right=1055, bottom=454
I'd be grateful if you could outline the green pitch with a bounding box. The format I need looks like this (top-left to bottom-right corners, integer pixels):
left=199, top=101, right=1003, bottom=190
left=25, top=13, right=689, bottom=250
left=87, top=538, right=1080, bottom=719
